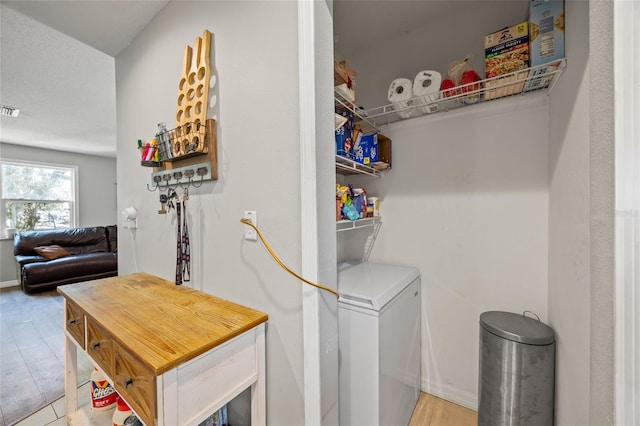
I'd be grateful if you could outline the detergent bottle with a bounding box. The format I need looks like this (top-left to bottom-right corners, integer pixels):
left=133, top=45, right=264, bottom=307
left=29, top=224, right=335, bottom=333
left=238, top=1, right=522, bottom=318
left=90, top=367, right=117, bottom=411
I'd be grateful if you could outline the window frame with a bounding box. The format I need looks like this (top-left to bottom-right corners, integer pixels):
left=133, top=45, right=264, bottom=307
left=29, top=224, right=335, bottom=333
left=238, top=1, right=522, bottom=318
left=0, top=158, right=79, bottom=236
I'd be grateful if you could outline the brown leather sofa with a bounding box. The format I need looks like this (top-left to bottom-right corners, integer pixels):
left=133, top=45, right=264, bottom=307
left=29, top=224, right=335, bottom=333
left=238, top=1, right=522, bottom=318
left=14, top=226, right=118, bottom=293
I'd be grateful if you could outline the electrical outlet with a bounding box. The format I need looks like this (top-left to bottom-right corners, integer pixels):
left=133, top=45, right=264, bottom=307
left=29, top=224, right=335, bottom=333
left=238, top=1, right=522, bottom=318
left=243, top=211, right=257, bottom=241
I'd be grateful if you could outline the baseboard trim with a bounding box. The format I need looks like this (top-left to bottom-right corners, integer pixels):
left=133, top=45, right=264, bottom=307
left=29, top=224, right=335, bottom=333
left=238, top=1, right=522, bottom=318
left=422, top=379, right=478, bottom=411
left=1, top=280, right=18, bottom=289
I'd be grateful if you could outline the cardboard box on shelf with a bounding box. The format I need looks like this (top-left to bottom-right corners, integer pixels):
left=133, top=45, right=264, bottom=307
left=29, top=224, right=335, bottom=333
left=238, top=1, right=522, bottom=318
left=370, top=134, right=392, bottom=170
left=335, top=110, right=355, bottom=158
left=484, top=21, right=529, bottom=100
left=334, top=58, right=356, bottom=90
left=529, top=0, right=565, bottom=67
left=353, top=133, right=379, bottom=166
left=524, top=58, right=565, bottom=92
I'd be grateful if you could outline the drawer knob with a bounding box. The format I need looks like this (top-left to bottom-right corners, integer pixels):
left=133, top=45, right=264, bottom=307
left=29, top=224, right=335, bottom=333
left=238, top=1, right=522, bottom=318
left=91, top=341, right=101, bottom=350
left=122, top=378, right=133, bottom=389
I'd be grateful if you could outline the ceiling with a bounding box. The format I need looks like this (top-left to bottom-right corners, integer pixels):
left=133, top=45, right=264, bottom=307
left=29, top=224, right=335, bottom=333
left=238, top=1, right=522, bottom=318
left=0, top=1, right=168, bottom=158
left=333, top=0, right=464, bottom=59
left=1, top=1, right=527, bottom=158
left=333, top=1, right=528, bottom=58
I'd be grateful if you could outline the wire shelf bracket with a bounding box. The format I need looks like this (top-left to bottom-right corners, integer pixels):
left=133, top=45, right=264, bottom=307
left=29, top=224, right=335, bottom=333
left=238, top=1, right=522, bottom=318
left=361, top=58, right=567, bottom=128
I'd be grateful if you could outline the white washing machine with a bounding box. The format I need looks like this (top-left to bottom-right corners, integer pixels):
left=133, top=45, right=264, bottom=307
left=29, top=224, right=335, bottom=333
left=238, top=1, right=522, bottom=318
left=338, top=261, right=421, bottom=426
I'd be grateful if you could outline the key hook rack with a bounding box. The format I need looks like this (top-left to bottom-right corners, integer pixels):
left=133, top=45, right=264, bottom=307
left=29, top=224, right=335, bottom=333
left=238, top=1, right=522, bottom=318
left=146, top=162, right=211, bottom=192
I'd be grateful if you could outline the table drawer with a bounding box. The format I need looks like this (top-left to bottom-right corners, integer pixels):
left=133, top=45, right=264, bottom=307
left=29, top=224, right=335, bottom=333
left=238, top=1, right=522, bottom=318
left=64, top=301, right=85, bottom=349
left=114, top=342, right=156, bottom=426
left=86, top=317, right=114, bottom=375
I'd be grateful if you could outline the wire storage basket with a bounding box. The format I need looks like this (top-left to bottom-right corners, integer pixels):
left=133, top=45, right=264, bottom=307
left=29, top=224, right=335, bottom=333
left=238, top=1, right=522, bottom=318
left=168, top=120, right=208, bottom=159
left=156, top=130, right=172, bottom=162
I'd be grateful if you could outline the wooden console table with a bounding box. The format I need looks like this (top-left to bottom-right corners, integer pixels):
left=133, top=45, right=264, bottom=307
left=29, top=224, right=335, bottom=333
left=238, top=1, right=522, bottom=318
left=58, top=272, right=268, bottom=425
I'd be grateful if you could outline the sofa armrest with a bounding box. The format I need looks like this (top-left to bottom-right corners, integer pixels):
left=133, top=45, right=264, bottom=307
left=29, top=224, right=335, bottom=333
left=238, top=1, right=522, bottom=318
left=15, top=254, right=47, bottom=267
left=105, top=225, right=118, bottom=253
left=14, top=255, right=47, bottom=290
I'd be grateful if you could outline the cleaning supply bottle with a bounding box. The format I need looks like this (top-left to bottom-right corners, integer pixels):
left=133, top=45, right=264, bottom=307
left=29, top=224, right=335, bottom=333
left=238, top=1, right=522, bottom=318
left=112, top=396, right=133, bottom=426
left=90, top=367, right=117, bottom=411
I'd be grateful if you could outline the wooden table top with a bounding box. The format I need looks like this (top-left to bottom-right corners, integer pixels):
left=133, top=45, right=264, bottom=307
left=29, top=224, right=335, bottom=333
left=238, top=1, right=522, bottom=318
left=58, top=272, right=268, bottom=375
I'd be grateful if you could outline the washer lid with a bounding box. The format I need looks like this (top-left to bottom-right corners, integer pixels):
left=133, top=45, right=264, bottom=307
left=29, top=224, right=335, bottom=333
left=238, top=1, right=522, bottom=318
left=480, top=311, right=555, bottom=345
left=338, top=262, right=420, bottom=311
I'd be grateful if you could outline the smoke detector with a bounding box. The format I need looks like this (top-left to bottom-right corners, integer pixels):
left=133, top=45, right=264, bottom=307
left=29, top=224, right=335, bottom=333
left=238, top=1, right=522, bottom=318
left=1, top=105, right=20, bottom=118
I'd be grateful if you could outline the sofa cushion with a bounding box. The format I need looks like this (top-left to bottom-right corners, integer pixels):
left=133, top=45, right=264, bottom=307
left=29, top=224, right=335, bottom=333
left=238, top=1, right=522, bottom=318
left=34, top=245, right=70, bottom=260
left=14, top=227, right=109, bottom=256
left=21, top=270, right=118, bottom=294
left=21, top=252, right=117, bottom=287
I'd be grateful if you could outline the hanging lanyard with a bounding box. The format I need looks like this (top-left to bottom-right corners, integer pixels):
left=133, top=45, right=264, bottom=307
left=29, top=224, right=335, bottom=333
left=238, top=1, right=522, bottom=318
left=181, top=198, right=190, bottom=282
left=175, top=194, right=191, bottom=285
left=175, top=200, right=182, bottom=285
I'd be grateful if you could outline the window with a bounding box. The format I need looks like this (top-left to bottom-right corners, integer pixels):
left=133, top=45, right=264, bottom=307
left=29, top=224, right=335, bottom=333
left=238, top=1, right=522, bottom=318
left=1, top=160, right=77, bottom=234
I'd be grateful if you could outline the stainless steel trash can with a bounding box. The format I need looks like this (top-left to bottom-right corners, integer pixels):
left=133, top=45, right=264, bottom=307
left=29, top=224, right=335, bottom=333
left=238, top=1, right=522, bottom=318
left=478, top=311, right=555, bottom=426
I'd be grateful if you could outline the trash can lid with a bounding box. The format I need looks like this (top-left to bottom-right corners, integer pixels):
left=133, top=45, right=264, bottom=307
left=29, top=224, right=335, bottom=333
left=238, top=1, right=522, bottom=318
left=480, top=311, right=555, bottom=345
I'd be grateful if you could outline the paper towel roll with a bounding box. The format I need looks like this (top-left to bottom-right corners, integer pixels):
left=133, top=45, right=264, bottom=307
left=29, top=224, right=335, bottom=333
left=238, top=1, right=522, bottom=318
left=413, top=70, right=442, bottom=113
left=387, top=78, right=415, bottom=119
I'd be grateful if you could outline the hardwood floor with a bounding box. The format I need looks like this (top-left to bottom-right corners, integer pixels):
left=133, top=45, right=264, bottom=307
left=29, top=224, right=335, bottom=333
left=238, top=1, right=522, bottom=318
left=1, top=286, right=476, bottom=426
left=409, top=392, right=477, bottom=426
left=14, top=389, right=477, bottom=426
left=0, top=286, right=92, bottom=426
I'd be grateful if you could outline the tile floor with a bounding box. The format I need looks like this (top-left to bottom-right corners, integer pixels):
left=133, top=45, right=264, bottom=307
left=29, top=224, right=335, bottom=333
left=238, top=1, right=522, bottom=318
left=0, top=286, right=93, bottom=426
left=0, top=287, right=66, bottom=425
left=13, top=382, right=90, bottom=426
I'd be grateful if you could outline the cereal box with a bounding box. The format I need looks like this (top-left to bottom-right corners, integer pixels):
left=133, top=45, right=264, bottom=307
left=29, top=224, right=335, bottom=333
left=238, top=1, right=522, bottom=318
left=529, top=0, right=565, bottom=66
left=484, top=22, right=529, bottom=100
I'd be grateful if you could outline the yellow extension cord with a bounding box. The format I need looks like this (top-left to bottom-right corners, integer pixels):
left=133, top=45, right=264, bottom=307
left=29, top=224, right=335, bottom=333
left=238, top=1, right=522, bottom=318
left=240, top=218, right=340, bottom=298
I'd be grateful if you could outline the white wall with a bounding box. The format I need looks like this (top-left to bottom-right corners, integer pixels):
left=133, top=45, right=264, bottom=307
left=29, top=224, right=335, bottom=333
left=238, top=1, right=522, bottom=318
left=547, top=1, right=594, bottom=424
left=614, top=1, right=640, bottom=423
left=342, top=96, right=550, bottom=409
left=115, top=2, right=307, bottom=424
left=0, top=143, right=117, bottom=228
left=300, top=1, right=340, bottom=424
left=588, top=0, right=615, bottom=423
left=0, top=240, right=17, bottom=285
left=0, top=142, right=117, bottom=285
